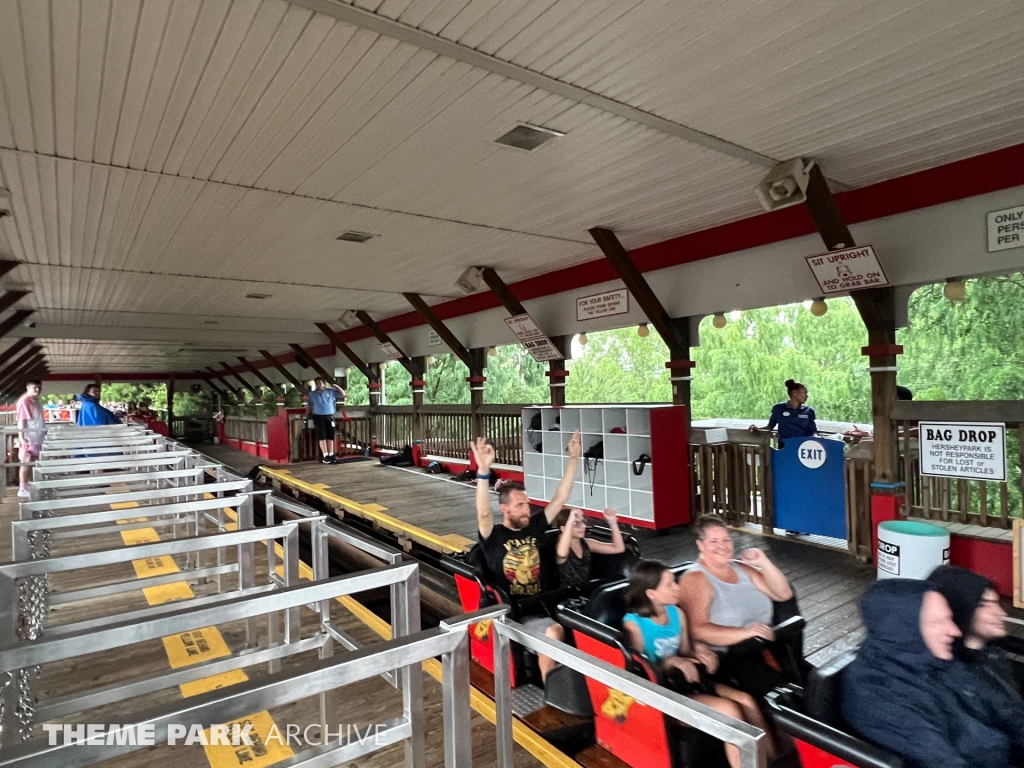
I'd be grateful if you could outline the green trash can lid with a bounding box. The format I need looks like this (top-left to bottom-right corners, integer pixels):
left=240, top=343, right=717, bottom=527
left=878, top=520, right=948, bottom=537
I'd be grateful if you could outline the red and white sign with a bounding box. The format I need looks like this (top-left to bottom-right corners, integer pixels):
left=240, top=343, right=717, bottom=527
left=576, top=289, right=629, bottom=322
left=805, top=245, right=889, bottom=295
left=504, top=313, right=563, bottom=362
left=378, top=342, right=403, bottom=360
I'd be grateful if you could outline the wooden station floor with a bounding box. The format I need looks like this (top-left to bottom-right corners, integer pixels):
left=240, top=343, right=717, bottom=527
left=203, top=445, right=1024, bottom=669
left=0, top=484, right=545, bottom=768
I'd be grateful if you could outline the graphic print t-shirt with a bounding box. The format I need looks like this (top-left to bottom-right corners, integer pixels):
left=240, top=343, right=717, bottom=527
left=480, top=511, right=549, bottom=605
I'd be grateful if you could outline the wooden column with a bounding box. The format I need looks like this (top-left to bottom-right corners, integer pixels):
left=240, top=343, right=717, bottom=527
left=468, top=348, right=487, bottom=438
left=166, top=377, right=175, bottom=424
left=368, top=363, right=383, bottom=408
left=803, top=165, right=901, bottom=486
left=411, top=356, right=426, bottom=442
left=547, top=336, right=571, bottom=407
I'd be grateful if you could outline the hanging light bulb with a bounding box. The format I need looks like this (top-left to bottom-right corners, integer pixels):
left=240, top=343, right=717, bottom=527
left=712, top=312, right=727, bottom=329
left=425, top=356, right=434, bottom=366
left=488, top=346, right=498, bottom=357
left=578, top=332, right=589, bottom=346
left=810, top=298, right=828, bottom=317
left=943, top=278, right=966, bottom=303
left=637, top=323, right=650, bottom=338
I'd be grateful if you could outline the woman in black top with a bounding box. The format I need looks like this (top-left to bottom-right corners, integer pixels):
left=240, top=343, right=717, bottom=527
left=552, top=507, right=625, bottom=589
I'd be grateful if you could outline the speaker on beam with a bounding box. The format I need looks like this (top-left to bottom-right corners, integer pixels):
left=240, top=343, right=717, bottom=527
left=754, top=158, right=814, bottom=212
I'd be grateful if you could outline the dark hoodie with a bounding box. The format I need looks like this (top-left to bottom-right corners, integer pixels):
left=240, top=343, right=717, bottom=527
left=842, top=579, right=1011, bottom=768
left=929, top=566, right=1024, bottom=765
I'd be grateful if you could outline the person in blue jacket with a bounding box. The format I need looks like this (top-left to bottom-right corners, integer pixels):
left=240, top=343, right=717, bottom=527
left=749, top=378, right=816, bottom=446
left=842, top=579, right=1015, bottom=768
left=76, top=383, right=121, bottom=426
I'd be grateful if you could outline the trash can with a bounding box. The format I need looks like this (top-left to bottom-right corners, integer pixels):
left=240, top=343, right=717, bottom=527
left=877, top=520, right=950, bottom=580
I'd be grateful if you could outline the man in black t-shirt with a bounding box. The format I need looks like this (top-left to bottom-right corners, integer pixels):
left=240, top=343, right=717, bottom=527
left=472, top=429, right=581, bottom=682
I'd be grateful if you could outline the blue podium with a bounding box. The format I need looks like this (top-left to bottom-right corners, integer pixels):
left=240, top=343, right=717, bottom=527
left=771, top=438, right=847, bottom=540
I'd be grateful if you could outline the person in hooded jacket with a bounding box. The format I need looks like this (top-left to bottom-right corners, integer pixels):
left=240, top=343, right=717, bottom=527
left=929, top=565, right=1024, bottom=766
left=76, top=383, right=121, bottom=426
left=842, top=579, right=1014, bottom=768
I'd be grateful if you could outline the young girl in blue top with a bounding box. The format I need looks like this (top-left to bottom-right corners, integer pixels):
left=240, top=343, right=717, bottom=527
left=622, top=560, right=772, bottom=768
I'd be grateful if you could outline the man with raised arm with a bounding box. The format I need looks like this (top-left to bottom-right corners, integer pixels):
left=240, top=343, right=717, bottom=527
left=471, top=429, right=581, bottom=682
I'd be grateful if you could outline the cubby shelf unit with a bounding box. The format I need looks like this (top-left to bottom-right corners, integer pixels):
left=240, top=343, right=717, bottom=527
left=522, top=404, right=690, bottom=530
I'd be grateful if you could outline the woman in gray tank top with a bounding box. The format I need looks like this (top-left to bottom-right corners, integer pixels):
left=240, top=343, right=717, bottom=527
left=678, top=515, right=795, bottom=699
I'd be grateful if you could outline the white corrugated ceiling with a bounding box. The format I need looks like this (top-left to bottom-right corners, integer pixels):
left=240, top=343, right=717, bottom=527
left=0, top=0, right=1020, bottom=373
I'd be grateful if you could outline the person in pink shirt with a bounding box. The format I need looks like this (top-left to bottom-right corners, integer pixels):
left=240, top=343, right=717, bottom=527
left=16, top=380, right=45, bottom=498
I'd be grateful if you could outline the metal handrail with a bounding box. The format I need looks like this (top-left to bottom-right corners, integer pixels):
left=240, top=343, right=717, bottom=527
left=26, top=466, right=212, bottom=499
left=491, top=617, right=768, bottom=768
left=18, top=479, right=252, bottom=518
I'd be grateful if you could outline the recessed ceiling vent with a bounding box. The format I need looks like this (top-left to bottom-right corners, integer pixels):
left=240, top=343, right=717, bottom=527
left=245, top=293, right=271, bottom=300
left=202, top=320, right=220, bottom=325
left=495, top=123, right=564, bottom=151
left=336, top=231, right=374, bottom=243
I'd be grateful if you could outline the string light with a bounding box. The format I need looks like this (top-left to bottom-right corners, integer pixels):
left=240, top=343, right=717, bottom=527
left=578, top=332, right=589, bottom=346
left=425, top=356, right=434, bottom=366
left=488, top=346, right=498, bottom=357
left=810, top=298, right=828, bottom=316
left=637, top=323, right=650, bottom=338
left=712, top=313, right=727, bottom=329
left=943, top=279, right=966, bottom=303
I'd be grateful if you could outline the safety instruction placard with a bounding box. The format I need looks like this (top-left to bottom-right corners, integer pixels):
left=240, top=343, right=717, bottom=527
left=988, top=205, right=1024, bottom=252
left=378, top=342, right=403, bottom=360
left=576, top=289, right=629, bottom=321
left=504, top=313, right=563, bottom=362
left=805, top=245, right=889, bottom=295
left=919, top=422, right=1006, bottom=482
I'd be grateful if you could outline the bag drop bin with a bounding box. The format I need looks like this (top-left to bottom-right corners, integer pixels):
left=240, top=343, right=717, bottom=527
left=877, top=520, right=950, bottom=580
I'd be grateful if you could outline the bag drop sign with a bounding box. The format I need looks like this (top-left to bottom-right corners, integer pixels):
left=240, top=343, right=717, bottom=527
left=504, top=313, right=564, bottom=362
left=877, top=540, right=900, bottom=575
left=919, top=422, right=1006, bottom=482
left=805, top=245, right=889, bottom=295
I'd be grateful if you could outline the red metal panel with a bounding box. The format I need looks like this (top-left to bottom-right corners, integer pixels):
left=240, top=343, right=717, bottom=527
left=794, top=738, right=859, bottom=768
left=651, top=405, right=691, bottom=528
left=949, top=535, right=1014, bottom=597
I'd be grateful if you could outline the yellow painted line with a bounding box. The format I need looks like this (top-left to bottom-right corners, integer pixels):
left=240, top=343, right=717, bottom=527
left=110, top=502, right=288, bottom=766
left=258, top=467, right=472, bottom=554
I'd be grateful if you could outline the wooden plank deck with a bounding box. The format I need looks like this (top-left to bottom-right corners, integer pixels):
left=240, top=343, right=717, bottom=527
left=0, top=485, right=545, bottom=768
left=211, top=446, right=1023, bottom=668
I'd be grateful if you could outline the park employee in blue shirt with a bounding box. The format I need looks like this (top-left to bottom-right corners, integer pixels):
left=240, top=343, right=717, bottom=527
left=749, top=379, right=817, bottom=446
left=306, top=378, right=346, bottom=464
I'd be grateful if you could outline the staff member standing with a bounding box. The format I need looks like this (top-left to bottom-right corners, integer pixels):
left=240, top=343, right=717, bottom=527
left=749, top=379, right=816, bottom=447
left=306, top=377, right=345, bottom=464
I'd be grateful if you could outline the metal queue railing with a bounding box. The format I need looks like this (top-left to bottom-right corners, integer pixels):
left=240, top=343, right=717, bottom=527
left=490, top=617, right=769, bottom=768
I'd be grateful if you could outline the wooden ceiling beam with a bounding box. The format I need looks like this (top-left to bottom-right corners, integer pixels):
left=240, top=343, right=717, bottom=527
left=353, top=311, right=420, bottom=378
left=204, top=367, right=241, bottom=398
left=195, top=371, right=228, bottom=399
left=479, top=268, right=528, bottom=317
left=218, top=362, right=261, bottom=397
left=288, top=344, right=336, bottom=386
left=0, top=338, right=35, bottom=372
left=313, top=325, right=376, bottom=383
left=0, top=310, right=35, bottom=341
left=403, top=293, right=476, bottom=372
left=237, top=357, right=281, bottom=395
left=0, top=290, right=30, bottom=318
left=589, top=227, right=689, bottom=357
left=258, top=350, right=307, bottom=392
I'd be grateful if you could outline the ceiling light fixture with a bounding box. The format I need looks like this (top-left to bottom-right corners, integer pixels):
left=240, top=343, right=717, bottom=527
left=245, top=293, right=271, bottom=300
left=337, top=310, right=360, bottom=328
left=495, top=123, right=564, bottom=152
left=336, top=231, right=375, bottom=243
left=943, top=278, right=966, bottom=303
left=637, top=323, right=650, bottom=338
left=712, top=313, right=727, bottom=329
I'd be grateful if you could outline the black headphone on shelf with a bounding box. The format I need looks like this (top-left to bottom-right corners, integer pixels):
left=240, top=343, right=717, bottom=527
left=631, top=454, right=651, bottom=476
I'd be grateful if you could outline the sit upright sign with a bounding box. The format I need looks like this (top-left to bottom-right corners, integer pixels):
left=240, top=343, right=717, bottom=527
left=805, top=245, right=889, bottom=295
left=919, top=422, right=1006, bottom=482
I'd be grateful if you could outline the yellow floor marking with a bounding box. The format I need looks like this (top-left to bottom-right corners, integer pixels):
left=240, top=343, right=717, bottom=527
left=110, top=501, right=141, bottom=510
left=163, top=628, right=234, bottom=669
left=144, top=581, right=195, bottom=605
left=121, top=528, right=162, bottom=545
left=202, top=710, right=294, bottom=768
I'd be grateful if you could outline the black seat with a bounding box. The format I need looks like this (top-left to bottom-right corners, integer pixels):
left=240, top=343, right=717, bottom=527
left=765, top=652, right=903, bottom=768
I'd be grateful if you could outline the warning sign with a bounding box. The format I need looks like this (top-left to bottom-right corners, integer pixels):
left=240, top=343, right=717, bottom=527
left=877, top=540, right=900, bottom=575
left=378, top=342, right=403, bottom=361
left=576, top=289, right=629, bottom=322
left=920, top=422, right=1006, bottom=482
left=427, top=328, right=442, bottom=346
left=988, top=205, right=1024, bottom=252
left=805, top=245, right=890, bottom=295
left=504, top=314, right=563, bottom=362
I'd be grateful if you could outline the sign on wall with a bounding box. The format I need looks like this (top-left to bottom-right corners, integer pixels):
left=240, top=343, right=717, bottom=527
left=504, top=313, right=563, bottom=362
left=919, top=422, right=1006, bottom=482
left=805, top=245, right=890, bottom=295
left=576, top=289, right=629, bottom=321
left=378, top=342, right=403, bottom=361
left=987, top=205, right=1024, bottom=252
left=427, top=328, right=442, bottom=346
